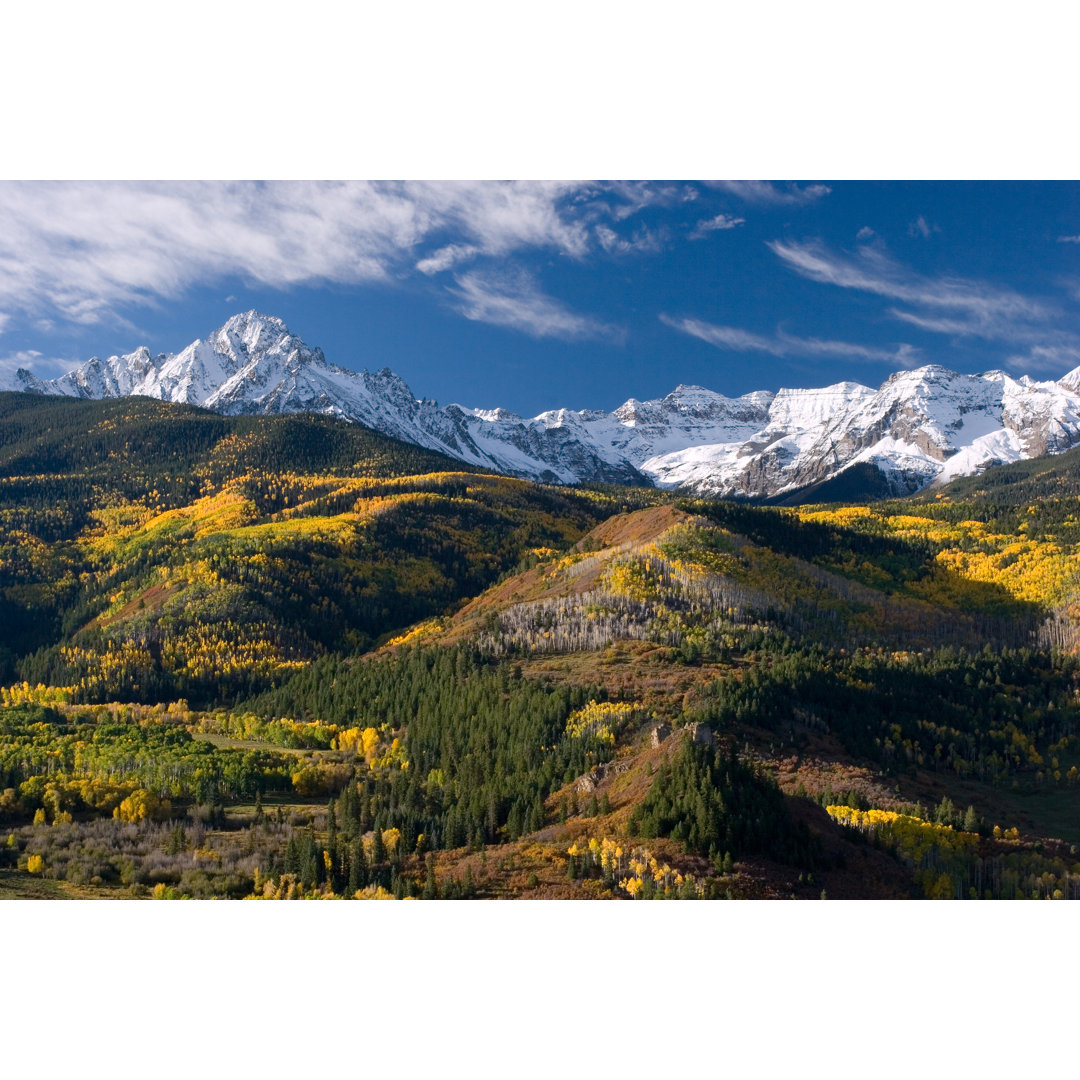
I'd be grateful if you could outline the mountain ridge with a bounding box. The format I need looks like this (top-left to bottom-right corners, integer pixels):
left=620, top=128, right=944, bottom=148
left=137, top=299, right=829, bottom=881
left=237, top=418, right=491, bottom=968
left=12, top=309, right=1080, bottom=499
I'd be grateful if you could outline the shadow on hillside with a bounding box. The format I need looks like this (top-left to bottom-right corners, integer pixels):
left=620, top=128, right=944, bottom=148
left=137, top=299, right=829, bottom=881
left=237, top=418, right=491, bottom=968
left=683, top=500, right=1049, bottom=652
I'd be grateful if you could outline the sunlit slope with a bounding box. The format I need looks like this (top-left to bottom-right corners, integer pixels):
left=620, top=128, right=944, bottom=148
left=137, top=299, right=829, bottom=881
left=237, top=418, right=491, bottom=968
left=0, top=394, right=633, bottom=701
left=394, top=496, right=1046, bottom=661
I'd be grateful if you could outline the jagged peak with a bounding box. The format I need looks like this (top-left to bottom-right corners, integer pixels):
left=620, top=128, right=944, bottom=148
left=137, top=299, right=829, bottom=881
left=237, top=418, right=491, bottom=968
left=219, top=309, right=290, bottom=334
left=211, top=311, right=296, bottom=358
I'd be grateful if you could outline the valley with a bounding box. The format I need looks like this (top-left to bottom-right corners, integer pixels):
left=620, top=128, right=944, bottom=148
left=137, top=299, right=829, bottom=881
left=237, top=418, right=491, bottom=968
left=3, top=391, right=1080, bottom=899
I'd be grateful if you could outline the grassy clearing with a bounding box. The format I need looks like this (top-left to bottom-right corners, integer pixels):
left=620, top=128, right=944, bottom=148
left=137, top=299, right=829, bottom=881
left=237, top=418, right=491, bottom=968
left=0, top=867, right=115, bottom=900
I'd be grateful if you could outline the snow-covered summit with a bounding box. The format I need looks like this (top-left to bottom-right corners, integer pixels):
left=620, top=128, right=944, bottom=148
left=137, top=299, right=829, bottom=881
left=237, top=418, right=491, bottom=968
left=16, top=313, right=1080, bottom=498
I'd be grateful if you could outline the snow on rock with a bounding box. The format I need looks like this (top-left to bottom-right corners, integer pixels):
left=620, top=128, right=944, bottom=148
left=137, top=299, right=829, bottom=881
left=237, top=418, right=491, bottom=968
left=17, top=311, right=1080, bottom=498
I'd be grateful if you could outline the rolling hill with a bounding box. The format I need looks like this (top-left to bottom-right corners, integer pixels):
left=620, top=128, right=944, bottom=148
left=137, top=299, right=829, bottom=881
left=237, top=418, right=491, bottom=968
left=3, top=392, right=1080, bottom=900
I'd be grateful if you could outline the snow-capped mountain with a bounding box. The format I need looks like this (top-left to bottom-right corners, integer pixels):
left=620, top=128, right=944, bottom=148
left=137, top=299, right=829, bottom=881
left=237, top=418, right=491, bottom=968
left=14, top=310, right=1080, bottom=498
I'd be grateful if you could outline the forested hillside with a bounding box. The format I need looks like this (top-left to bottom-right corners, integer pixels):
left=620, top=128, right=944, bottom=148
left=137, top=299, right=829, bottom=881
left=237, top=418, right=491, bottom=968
left=3, top=392, right=1080, bottom=900
left=0, top=393, right=638, bottom=700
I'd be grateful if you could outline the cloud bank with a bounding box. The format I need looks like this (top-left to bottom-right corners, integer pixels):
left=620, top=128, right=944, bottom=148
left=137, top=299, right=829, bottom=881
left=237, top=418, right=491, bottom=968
left=0, top=180, right=648, bottom=330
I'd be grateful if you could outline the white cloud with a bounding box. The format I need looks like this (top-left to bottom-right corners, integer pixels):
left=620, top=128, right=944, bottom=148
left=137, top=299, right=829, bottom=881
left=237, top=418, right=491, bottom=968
left=767, top=238, right=1049, bottom=339
left=856, top=226, right=876, bottom=242
left=1059, top=235, right=1080, bottom=244
left=0, top=180, right=612, bottom=327
left=0, top=312, right=9, bottom=335
left=690, top=213, right=745, bottom=239
left=766, top=239, right=1080, bottom=375
left=707, top=180, right=831, bottom=205
left=600, top=181, right=693, bottom=221
left=416, top=244, right=479, bottom=275
left=406, top=180, right=592, bottom=257
left=450, top=269, right=620, bottom=342
left=595, top=224, right=662, bottom=255
left=887, top=309, right=975, bottom=336
left=660, top=314, right=919, bottom=365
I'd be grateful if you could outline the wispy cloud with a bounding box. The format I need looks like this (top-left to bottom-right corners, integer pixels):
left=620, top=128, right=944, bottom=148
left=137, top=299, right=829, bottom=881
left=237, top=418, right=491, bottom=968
left=660, top=314, right=919, bottom=365
left=416, top=243, right=479, bottom=276
left=599, top=181, right=695, bottom=221
left=690, top=213, right=745, bottom=239
left=1059, top=235, right=1080, bottom=244
left=1006, top=342, right=1080, bottom=376
left=767, top=238, right=1049, bottom=339
left=0, top=180, right=700, bottom=337
left=886, top=309, right=976, bottom=336
left=450, top=269, right=620, bottom=342
left=856, top=226, right=876, bottom=242
left=595, top=224, right=662, bottom=255
left=0, top=181, right=626, bottom=328
left=766, top=237, right=1080, bottom=378
left=707, top=181, right=831, bottom=206
left=909, top=215, right=939, bottom=239
left=409, top=181, right=592, bottom=257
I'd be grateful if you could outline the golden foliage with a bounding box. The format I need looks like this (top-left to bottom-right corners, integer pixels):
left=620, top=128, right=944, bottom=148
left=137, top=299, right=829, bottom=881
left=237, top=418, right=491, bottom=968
left=564, top=700, right=638, bottom=745
left=113, top=788, right=171, bottom=823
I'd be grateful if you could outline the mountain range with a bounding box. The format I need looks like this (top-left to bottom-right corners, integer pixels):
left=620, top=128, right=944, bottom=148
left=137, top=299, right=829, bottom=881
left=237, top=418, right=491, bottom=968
left=11, top=309, right=1080, bottom=499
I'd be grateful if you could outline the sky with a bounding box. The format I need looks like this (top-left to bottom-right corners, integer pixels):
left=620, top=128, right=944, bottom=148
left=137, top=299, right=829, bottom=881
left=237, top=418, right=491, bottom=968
left=2, top=180, right=1080, bottom=417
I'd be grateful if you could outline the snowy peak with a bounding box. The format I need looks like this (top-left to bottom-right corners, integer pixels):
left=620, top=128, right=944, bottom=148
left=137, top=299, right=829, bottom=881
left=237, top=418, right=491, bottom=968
left=213, top=310, right=292, bottom=355
left=15, top=312, right=1080, bottom=498
left=1059, top=364, right=1080, bottom=394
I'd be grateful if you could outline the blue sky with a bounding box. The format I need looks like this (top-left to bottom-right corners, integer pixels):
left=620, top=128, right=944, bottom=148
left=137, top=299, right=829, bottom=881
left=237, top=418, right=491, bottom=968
left=2, top=180, right=1079, bottom=416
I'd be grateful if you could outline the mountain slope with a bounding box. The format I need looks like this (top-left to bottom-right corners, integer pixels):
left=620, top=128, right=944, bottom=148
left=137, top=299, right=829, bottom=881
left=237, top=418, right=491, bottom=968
left=16, top=310, right=1080, bottom=499
left=0, top=393, right=638, bottom=698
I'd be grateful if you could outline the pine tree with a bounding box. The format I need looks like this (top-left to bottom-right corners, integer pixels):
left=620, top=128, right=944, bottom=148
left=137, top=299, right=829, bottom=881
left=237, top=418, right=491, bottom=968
left=423, top=852, right=438, bottom=899
left=349, top=838, right=367, bottom=892
left=285, top=834, right=301, bottom=875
